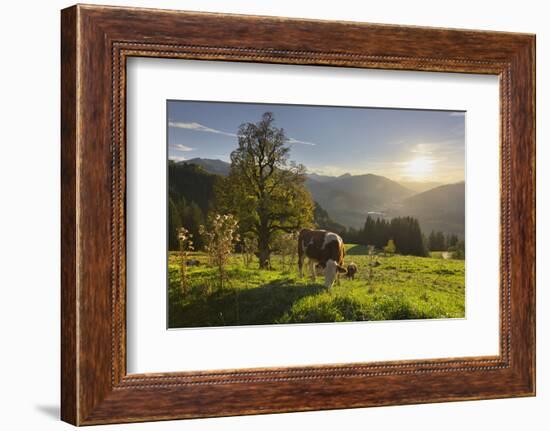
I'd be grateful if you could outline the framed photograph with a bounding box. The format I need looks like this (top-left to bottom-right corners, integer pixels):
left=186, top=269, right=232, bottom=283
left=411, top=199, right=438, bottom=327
left=61, top=4, right=535, bottom=425
left=163, top=101, right=467, bottom=330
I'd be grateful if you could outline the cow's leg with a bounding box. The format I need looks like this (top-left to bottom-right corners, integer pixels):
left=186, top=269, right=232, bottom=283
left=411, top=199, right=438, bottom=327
left=298, top=241, right=304, bottom=278
left=308, top=259, right=316, bottom=281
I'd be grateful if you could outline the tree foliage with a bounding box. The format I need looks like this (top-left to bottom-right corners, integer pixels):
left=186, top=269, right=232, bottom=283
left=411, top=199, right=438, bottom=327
left=199, top=214, right=240, bottom=289
left=446, top=233, right=459, bottom=249
left=448, top=239, right=465, bottom=260
left=167, top=162, right=218, bottom=250
left=168, top=162, right=219, bottom=212
left=177, top=227, right=194, bottom=294
left=428, top=230, right=447, bottom=251
left=342, top=215, right=428, bottom=257
left=241, top=233, right=258, bottom=268
left=313, top=201, right=346, bottom=232
left=389, top=216, right=428, bottom=256
left=384, top=239, right=396, bottom=255
left=216, top=112, right=314, bottom=268
left=272, top=231, right=299, bottom=272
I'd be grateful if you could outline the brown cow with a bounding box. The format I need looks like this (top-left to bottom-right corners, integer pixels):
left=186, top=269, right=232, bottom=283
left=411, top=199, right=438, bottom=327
left=298, top=229, right=347, bottom=287
left=346, top=262, right=358, bottom=280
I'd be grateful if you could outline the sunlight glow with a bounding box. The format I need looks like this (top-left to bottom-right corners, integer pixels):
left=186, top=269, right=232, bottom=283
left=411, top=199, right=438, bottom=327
left=404, top=157, right=434, bottom=179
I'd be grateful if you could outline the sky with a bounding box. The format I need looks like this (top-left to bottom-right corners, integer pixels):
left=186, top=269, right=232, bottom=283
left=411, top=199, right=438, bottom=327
left=167, top=100, right=465, bottom=183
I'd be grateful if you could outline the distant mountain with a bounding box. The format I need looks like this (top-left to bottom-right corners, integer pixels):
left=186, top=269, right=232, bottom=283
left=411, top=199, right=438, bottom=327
left=398, top=180, right=443, bottom=194
left=308, top=174, right=444, bottom=198
left=307, top=172, right=338, bottom=183
left=172, top=158, right=464, bottom=236
left=395, top=182, right=465, bottom=237
left=306, top=174, right=415, bottom=229
left=180, top=158, right=231, bottom=176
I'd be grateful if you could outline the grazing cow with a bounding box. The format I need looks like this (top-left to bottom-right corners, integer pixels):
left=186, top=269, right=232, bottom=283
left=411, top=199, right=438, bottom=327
left=298, top=229, right=347, bottom=288
left=346, top=262, right=358, bottom=280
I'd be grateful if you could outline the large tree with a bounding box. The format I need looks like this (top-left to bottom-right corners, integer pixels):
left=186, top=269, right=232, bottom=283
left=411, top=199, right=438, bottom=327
left=217, top=112, right=313, bottom=268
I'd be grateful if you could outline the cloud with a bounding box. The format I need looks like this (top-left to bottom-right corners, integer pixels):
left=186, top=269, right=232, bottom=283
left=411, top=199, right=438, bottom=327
left=169, top=120, right=316, bottom=146
left=169, top=156, right=187, bottom=162
left=308, top=160, right=391, bottom=177
left=287, top=137, right=316, bottom=146
left=168, top=121, right=237, bottom=138
left=409, top=140, right=464, bottom=159
left=410, top=143, right=435, bottom=155
left=169, top=143, right=195, bottom=152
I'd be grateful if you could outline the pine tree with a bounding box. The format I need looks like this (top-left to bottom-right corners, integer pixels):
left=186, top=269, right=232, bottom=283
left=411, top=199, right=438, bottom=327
left=446, top=233, right=459, bottom=248
left=362, top=215, right=376, bottom=246
left=428, top=230, right=437, bottom=251
left=168, top=196, right=183, bottom=251
left=182, top=201, right=205, bottom=250
left=436, top=231, right=446, bottom=251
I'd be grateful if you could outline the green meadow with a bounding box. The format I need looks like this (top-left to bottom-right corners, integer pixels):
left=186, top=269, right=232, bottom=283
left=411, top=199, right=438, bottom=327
left=168, top=244, right=465, bottom=328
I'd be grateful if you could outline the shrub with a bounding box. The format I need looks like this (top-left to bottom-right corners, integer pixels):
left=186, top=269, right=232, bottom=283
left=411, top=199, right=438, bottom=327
left=199, top=214, right=240, bottom=289
left=448, top=240, right=465, bottom=260
left=384, top=239, right=396, bottom=255
left=177, top=227, right=194, bottom=294
left=241, top=233, right=257, bottom=268
left=272, top=231, right=299, bottom=272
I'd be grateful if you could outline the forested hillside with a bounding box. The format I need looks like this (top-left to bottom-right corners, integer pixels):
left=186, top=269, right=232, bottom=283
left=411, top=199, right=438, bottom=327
left=168, top=162, right=220, bottom=250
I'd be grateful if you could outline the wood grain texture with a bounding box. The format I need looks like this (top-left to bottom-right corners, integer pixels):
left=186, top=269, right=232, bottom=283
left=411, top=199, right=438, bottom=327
left=60, top=5, right=78, bottom=425
left=60, top=4, right=535, bottom=425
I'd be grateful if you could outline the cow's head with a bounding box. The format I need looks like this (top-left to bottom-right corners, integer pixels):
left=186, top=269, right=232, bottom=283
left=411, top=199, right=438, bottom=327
left=324, top=259, right=347, bottom=288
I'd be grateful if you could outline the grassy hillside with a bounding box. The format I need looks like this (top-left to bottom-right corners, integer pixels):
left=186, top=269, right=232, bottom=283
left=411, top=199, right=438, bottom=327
left=168, top=245, right=465, bottom=328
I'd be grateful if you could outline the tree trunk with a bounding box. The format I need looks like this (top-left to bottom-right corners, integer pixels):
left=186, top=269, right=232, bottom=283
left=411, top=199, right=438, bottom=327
left=258, top=228, right=270, bottom=269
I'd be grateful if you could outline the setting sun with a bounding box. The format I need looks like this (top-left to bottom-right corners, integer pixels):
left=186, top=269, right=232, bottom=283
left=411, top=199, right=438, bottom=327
left=404, top=157, right=434, bottom=179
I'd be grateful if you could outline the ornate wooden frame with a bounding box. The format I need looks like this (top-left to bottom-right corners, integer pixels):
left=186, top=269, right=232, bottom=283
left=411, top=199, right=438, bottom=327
left=61, top=4, right=535, bottom=425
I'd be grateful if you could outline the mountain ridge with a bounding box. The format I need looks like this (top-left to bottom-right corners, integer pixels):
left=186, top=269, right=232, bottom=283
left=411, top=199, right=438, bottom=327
left=305, top=173, right=415, bottom=228
left=179, top=157, right=231, bottom=176
left=175, top=157, right=464, bottom=234
left=393, top=182, right=465, bottom=237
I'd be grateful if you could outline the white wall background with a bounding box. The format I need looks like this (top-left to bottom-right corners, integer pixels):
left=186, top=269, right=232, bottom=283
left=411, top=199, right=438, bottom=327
left=0, top=0, right=546, bottom=429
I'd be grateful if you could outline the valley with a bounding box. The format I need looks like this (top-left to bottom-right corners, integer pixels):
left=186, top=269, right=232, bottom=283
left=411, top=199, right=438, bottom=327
left=179, top=157, right=465, bottom=237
